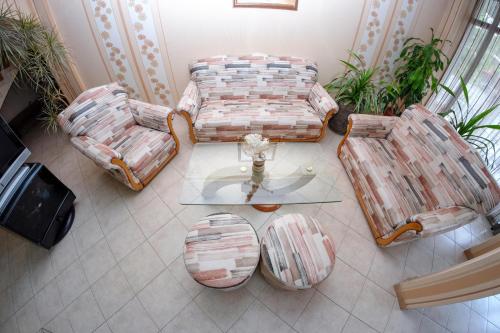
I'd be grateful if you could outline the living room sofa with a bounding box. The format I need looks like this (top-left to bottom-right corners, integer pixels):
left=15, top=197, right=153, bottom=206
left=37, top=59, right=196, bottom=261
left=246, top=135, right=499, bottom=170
left=58, top=82, right=179, bottom=191
left=177, top=54, right=338, bottom=143
left=338, top=104, right=500, bottom=246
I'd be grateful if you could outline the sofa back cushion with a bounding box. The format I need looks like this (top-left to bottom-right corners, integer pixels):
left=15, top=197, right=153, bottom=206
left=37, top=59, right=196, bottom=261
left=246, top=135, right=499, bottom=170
left=58, top=82, right=136, bottom=145
left=387, top=105, right=499, bottom=214
left=189, top=54, right=318, bottom=102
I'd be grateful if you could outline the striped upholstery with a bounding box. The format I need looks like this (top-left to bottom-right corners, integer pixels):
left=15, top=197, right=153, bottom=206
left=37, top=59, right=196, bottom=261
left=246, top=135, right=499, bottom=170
left=183, top=213, right=260, bottom=289
left=339, top=105, right=500, bottom=245
left=177, top=54, right=337, bottom=142
left=194, top=99, right=323, bottom=142
left=58, top=82, right=177, bottom=190
left=260, top=214, right=335, bottom=289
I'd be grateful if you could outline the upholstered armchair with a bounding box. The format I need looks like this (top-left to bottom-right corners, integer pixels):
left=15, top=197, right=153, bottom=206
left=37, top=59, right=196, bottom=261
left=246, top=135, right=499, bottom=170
left=338, top=104, right=500, bottom=246
left=177, top=54, right=338, bottom=143
left=58, top=82, right=179, bottom=191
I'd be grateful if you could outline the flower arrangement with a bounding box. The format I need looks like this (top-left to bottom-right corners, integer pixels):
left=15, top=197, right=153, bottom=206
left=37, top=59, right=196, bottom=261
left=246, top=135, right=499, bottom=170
left=243, top=134, right=270, bottom=161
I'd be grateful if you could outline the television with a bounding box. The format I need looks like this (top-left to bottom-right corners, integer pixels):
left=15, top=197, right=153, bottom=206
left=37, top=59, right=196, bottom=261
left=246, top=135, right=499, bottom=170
left=0, top=115, right=30, bottom=194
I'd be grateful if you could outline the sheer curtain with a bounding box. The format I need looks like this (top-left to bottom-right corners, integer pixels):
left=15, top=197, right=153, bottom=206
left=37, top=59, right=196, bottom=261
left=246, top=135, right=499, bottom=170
left=426, top=0, right=500, bottom=180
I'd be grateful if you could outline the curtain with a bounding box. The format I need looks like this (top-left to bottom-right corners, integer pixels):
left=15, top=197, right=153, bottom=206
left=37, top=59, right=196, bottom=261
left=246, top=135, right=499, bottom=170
left=426, top=0, right=500, bottom=180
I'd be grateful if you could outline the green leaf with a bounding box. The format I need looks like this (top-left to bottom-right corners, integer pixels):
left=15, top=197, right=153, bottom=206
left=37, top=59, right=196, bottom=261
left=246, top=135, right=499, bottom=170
left=459, top=77, right=469, bottom=106
left=439, top=84, right=455, bottom=98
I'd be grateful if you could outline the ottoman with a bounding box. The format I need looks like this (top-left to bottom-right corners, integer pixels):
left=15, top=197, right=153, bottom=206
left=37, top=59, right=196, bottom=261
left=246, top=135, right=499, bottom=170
left=260, top=213, right=335, bottom=290
left=184, top=213, right=260, bottom=290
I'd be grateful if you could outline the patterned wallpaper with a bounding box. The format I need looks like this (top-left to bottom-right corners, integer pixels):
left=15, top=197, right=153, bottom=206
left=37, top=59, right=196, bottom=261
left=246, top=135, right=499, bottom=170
left=125, top=0, right=175, bottom=106
left=355, top=0, right=421, bottom=81
left=20, top=0, right=466, bottom=107
left=89, top=0, right=142, bottom=99
left=85, top=0, right=175, bottom=106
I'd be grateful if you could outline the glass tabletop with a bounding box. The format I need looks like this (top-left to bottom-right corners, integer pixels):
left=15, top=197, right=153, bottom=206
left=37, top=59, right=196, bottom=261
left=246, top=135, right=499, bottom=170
left=179, top=142, right=342, bottom=205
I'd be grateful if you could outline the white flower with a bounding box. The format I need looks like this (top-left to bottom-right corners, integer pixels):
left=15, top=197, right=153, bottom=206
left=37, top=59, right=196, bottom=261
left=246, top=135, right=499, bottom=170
left=243, top=133, right=270, bottom=156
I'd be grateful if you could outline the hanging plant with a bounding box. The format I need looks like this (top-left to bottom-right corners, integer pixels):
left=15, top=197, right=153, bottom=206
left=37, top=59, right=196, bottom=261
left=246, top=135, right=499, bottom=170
left=0, top=4, right=68, bottom=131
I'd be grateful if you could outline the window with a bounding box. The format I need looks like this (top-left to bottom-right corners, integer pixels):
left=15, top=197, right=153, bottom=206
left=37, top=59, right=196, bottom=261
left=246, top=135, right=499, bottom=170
left=427, top=0, right=500, bottom=180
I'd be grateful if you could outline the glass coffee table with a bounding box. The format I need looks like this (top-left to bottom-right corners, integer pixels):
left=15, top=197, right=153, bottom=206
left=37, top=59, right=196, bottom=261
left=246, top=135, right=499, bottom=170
left=179, top=142, right=342, bottom=212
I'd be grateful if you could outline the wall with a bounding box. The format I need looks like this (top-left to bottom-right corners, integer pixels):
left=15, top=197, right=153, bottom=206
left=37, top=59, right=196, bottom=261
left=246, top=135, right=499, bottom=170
left=8, top=0, right=475, bottom=107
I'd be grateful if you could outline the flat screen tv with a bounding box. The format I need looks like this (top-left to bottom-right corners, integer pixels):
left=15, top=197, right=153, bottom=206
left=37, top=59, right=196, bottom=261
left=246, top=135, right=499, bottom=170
left=0, top=115, right=30, bottom=194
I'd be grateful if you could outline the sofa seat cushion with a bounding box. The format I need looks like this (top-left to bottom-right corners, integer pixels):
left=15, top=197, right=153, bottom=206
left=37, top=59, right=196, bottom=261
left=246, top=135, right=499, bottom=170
left=110, top=125, right=176, bottom=182
left=343, top=137, right=435, bottom=237
left=194, top=99, right=323, bottom=142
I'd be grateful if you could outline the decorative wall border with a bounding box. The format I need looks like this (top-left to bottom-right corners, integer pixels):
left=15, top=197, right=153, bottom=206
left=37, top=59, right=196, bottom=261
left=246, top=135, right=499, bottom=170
left=85, top=0, right=143, bottom=99
left=120, top=0, right=175, bottom=106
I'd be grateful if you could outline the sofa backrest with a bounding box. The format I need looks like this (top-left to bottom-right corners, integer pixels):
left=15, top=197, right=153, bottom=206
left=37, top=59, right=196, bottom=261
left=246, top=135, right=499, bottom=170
left=189, top=54, right=318, bottom=102
left=58, top=82, right=136, bottom=146
left=387, top=105, right=500, bottom=214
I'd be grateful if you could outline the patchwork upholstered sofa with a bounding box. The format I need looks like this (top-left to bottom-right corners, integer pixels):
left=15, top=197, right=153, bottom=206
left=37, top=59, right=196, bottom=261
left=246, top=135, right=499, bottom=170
left=177, top=54, right=338, bottom=143
left=58, top=82, right=179, bottom=191
left=338, top=105, right=500, bottom=246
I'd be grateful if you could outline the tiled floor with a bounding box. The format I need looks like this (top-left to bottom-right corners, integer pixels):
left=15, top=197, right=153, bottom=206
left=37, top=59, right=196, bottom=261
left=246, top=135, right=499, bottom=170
left=1, top=116, right=499, bottom=333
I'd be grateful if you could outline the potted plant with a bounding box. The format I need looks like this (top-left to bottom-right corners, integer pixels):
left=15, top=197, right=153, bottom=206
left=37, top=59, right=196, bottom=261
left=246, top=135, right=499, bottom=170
left=438, top=77, right=499, bottom=168
left=0, top=5, right=68, bottom=131
left=380, top=29, right=449, bottom=115
left=324, top=52, right=380, bottom=134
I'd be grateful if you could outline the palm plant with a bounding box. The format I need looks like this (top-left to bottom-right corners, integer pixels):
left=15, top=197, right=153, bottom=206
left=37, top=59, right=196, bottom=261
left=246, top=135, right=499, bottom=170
left=0, top=4, right=68, bottom=131
left=438, top=77, right=499, bottom=167
left=324, top=52, right=380, bottom=114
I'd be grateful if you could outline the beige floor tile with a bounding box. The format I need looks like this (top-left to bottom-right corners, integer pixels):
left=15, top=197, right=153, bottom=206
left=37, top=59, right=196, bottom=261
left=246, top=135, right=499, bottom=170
left=342, top=315, right=377, bottom=333
left=385, top=301, right=422, bottom=333
left=352, top=280, right=394, bottom=332
left=230, top=300, right=294, bottom=333
left=446, top=303, right=470, bottom=333
left=132, top=197, right=174, bottom=238
left=367, top=250, right=404, bottom=295
left=80, top=238, right=116, bottom=285
left=62, top=289, right=105, bottom=333
left=15, top=299, right=41, bottom=333
left=419, top=317, right=448, bottom=333
left=91, top=265, right=134, bottom=319
left=316, top=259, right=365, bottom=311
left=35, top=279, right=64, bottom=325
left=138, top=269, right=192, bottom=328
left=106, top=217, right=146, bottom=261
left=161, top=301, right=221, bottom=333
left=108, top=297, right=157, bottom=333
left=337, top=229, right=377, bottom=276
left=149, top=218, right=187, bottom=266
left=468, top=311, right=487, bottom=333
left=195, top=287, right=254, bottom=332
left=294, top=291, right=349, bottom=333
left=257, top=284, right=314, bottom=326
left=168, top=255, right=205, bottom=298
left=72, top=216, right=104, bottom=256
left=119, top=241, right=165, bottom=293
left=56, top=260, right=89, bottom=307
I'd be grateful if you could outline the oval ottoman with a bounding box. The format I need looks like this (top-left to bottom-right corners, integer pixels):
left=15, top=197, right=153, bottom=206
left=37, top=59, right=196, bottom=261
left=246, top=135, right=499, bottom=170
left=260, top=213, right=335, bottom=290
left=183, top=213, right=260, bottom=290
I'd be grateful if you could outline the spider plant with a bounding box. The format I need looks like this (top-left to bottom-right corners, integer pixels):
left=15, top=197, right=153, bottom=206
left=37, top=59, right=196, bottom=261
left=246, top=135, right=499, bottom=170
left=438, top=77, right=499, bottom=167
left=0, top=4, right=68, bottom=131
left=324, top=51, right=380, bottom=114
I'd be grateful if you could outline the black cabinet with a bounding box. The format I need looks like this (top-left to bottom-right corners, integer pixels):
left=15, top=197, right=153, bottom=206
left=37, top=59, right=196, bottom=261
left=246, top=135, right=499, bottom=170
left=0, top=163, right=75, bottom=248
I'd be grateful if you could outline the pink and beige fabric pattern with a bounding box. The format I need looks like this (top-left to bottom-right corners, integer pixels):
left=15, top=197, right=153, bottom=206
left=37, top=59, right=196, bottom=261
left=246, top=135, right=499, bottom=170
left=260, top=214, right=335, bottom=290
left=339, top=105, right=500, bottom=245
left=177, top=54, right=337, bottom=142
left=183, top=213, right=260, bottom=289
left=57, top=82, right=177, bottom=190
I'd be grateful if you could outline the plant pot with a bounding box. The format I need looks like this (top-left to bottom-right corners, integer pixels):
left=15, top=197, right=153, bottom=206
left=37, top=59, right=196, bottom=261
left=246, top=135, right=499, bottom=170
left=328, top=104, right=355, bottom=135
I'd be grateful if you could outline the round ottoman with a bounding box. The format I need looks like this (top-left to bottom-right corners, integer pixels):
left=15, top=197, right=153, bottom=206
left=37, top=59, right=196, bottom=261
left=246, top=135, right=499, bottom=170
left=183, top=213, right=260, bottom=290
left=260, top=213, right=335, bottom=290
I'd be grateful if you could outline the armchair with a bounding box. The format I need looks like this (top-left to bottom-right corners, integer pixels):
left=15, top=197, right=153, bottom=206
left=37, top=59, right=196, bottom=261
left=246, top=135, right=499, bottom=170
left=177, top=54, right=338, bottom=143
left=338, top=105, right=500, bottom=246
left=58, top=82, right=179, bottom=191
